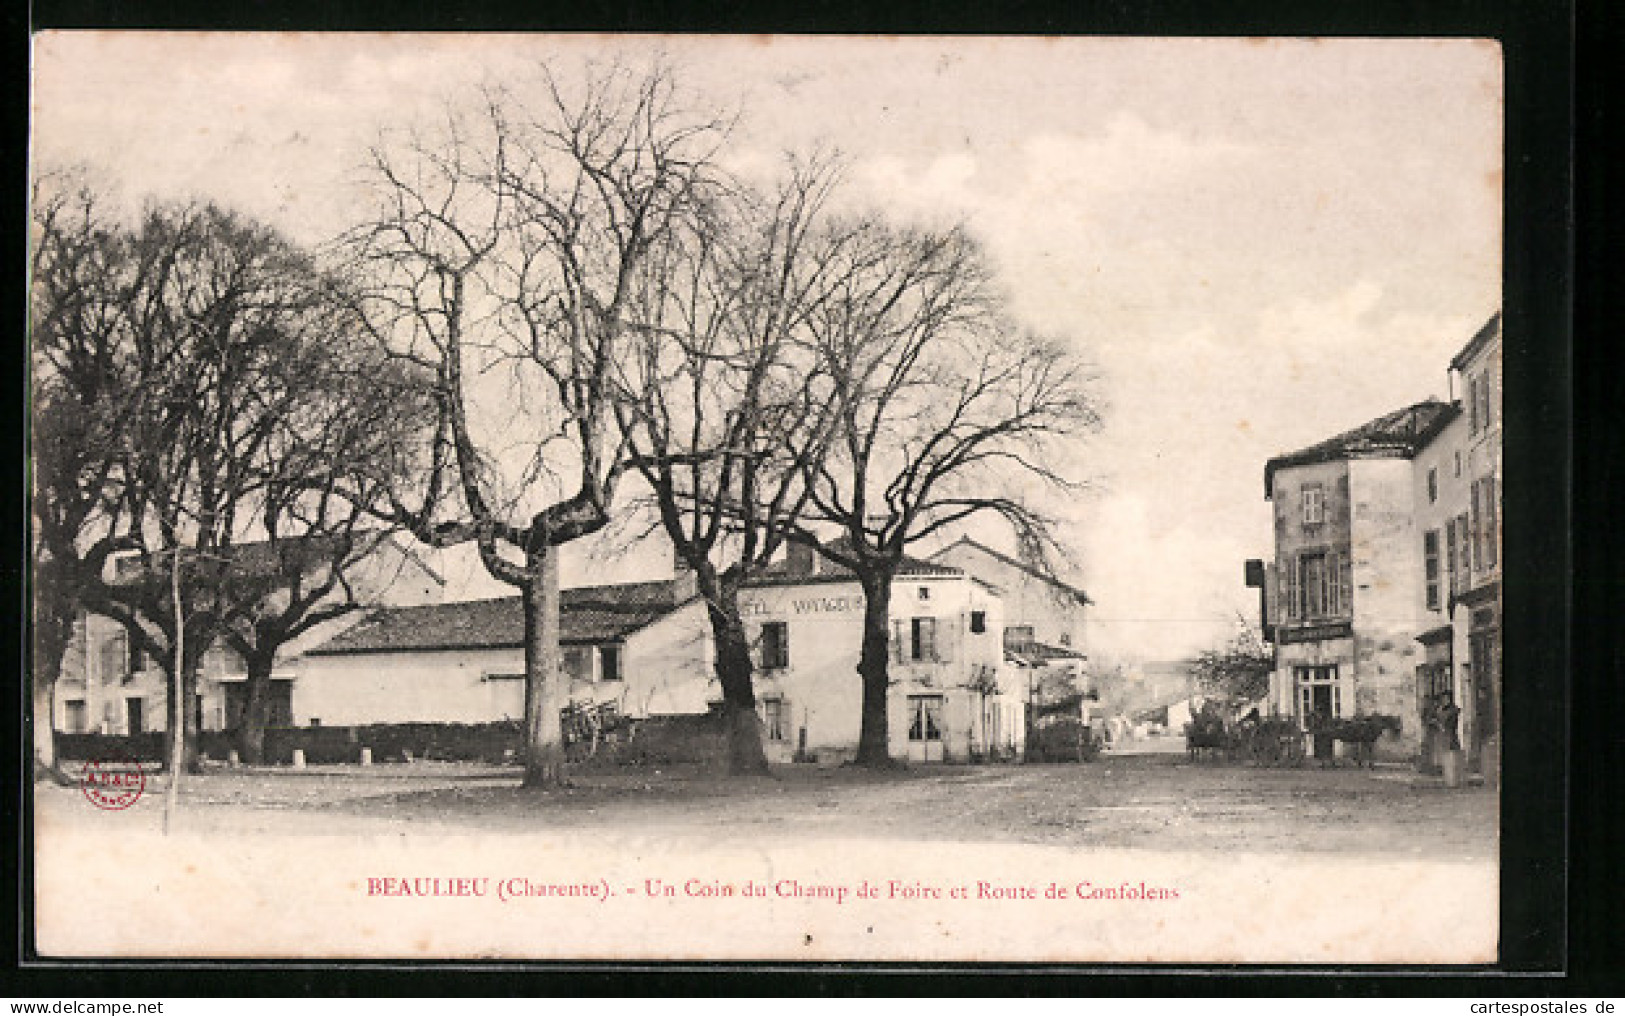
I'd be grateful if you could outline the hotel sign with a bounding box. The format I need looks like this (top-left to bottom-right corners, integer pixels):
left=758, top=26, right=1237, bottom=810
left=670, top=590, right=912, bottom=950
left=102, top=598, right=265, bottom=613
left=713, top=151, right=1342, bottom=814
left=1277, top=621, right=1353, bottom=644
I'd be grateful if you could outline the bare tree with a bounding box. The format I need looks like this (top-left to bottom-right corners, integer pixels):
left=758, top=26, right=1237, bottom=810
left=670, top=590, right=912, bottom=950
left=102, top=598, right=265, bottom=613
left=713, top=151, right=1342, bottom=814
left=210, top=290, right=433, bottom=764
left=613, top=161, right=846, bottom=774
left=29, top=175, right=131, bottom=777
left=347, top=63, right=728, bottom=787
left=796, top=223, right=1101, bottom=766
left=30, top=187, right=380, bottom=775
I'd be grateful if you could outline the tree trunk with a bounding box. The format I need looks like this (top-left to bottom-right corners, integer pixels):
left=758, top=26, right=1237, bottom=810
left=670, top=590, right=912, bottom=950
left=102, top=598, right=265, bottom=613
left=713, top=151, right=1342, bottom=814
left=854, top=569, right=900, bottom=767
left=32, top=672, right=61, bottom=780
left=31, top=621, right=69, bottom=779
left=182, top=655, right=204, bottom=773
left=704, top=584, right=768, bottom=776
left=237, top=651, right=276, bottom=765
left=521, top=548, right=567, bottom=789
left=162, top=647, right=206, bottom=773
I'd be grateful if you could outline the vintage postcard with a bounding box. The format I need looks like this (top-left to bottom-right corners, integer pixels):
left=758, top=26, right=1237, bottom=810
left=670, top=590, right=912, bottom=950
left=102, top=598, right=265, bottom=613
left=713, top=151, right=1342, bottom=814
left=28, top=33, right=1502, bottom=963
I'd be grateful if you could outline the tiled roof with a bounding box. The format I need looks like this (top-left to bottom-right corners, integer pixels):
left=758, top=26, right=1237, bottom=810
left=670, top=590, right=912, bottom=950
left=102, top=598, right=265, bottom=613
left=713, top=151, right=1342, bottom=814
left=1263, top=399, right=1460, bottom=494
left=1449, top=312, right=1502, bottom=371
left=1005, top=641, right=1087, bottom=666
left=745, top=537, right=964, bottom=587
left=112, top=531, right=442, bottom=585
left=307, top=578, right=688, bottom=656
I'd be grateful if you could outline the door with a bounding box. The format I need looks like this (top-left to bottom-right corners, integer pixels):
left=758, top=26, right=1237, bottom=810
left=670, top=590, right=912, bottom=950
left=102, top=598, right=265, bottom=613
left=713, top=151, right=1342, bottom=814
left=125, top=697, right=144, bottom=735
left=906, top=694, right=945, bottom=763
left=1294, top=665, right=1340, bottom=759
left=1469, top=630, right=1499, bottom=773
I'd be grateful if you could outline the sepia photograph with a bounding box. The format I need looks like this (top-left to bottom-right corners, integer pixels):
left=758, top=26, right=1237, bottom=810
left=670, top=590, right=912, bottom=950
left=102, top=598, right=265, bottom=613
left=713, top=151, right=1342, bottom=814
left=28, top=32, right=1504, bottom=964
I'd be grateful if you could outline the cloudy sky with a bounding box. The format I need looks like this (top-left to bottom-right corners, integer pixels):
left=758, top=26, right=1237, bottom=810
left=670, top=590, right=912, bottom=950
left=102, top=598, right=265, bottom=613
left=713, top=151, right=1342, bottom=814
left=31, top=33, right=1502, bottom=659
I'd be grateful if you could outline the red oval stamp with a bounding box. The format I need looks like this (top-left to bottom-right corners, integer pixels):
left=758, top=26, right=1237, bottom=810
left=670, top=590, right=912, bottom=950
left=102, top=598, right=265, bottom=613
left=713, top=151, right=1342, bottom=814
left=80, top=756, right=146, bottom=810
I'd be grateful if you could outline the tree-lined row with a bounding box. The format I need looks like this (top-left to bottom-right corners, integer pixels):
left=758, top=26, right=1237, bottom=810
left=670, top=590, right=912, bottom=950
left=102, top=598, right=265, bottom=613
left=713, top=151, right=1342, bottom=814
left=31, top=62, right=1099, bottom=784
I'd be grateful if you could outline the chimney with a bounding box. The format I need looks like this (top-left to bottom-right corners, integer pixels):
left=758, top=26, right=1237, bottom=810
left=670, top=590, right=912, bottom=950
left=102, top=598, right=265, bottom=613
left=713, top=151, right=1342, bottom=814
left=786, top=539, right=817, bottom=576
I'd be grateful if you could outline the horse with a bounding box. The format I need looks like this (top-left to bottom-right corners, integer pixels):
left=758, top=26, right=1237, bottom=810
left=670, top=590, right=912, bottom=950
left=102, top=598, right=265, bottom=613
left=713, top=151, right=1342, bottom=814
left=1185, top=711, right=1234, bottom=762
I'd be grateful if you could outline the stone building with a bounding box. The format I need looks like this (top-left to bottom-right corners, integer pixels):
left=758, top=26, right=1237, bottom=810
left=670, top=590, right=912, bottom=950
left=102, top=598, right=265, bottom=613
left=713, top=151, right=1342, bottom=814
left=1416, top=313, right=1502, bottom=783
left=1263, top=399, right=1459, bottom=759
left=1259, top=312, right=1502, bottom=770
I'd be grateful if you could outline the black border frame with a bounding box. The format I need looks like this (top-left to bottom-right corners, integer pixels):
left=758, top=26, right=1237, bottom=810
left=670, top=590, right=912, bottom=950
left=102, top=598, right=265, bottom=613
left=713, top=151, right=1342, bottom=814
left=9, top=0, right=1583, bottom=997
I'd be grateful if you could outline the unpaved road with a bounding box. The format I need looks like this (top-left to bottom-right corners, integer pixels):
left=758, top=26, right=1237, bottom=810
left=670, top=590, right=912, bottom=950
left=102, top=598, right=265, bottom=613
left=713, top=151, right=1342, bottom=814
left=37, top=754, right=1497, bottom=860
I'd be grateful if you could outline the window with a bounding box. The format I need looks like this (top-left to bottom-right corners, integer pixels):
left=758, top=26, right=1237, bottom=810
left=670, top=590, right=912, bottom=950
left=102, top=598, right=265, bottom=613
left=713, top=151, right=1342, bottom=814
left=759, top=622, right=788, bottom=670
left=906, top=695, right=944, bottom=742
left=1427, top=468, right=1438, bottom=504
left=128, top=641, right=147, bottom=676
left=970, top=611, right=986, bottom=634
left=910, top=617, right=937, bottom=661
left=1462, top=510, right=1475, bottom=575
left=1471, top=476, right=1499, bottom=572
left=1423, top=530, right=1440, bottom=610
left=1468, top=374, right=1481, bottom=432
left=1301, top=483, right=1325, bottom=526
left=1294, top=665, right=1341, bottom=722
left=1415, top=662, right=1452, bottom=719
left=761, top=698, right=787, bottom=742
left=560, top=647, right=592, bottom=682
left=598, top=645, right=623, bottom=682
left=64, top=700, right=88, bottom=734
left=1002, top=625, right=1035, bottom=651
left=99, top=631, right=128, bottom=685
left=1446, top=520, right=1459, bottom=597
left=1283, top=550, right=1349, bottom=620
left=917, top=586, right=931, bottom=601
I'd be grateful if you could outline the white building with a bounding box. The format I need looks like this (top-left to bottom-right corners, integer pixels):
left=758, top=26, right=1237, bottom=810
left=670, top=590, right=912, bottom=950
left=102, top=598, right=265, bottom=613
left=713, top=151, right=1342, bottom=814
left=929, top=536, right=1091, bottom=655
left=52, top=533, right=445, bottom=738
left=295, top=550, right=1024, bottom=764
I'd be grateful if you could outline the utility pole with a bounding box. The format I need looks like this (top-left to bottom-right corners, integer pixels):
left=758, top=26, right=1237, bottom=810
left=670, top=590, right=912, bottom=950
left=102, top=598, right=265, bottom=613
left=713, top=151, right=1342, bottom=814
left=164, top=546, right=183, bottom=835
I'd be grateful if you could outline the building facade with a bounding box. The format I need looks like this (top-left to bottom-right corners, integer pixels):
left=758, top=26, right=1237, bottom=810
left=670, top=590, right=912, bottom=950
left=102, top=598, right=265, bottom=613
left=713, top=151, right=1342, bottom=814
left=929, top=536, right=1091, bottom=655
left=296, top=577, right=708, bottom=726
left=294, top=553, right=1024, bottom=764
left=1259, top=312, right=1502, bottom=771
left=1436, top=314, right=1503, bottom=783
left=51, top=534, right=446, bottom=736
left=1264, top=400, right=1458, bottom=758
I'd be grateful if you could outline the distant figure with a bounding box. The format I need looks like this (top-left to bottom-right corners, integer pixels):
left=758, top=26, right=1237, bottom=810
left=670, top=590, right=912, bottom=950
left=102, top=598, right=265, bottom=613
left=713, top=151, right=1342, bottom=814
left=1435, top=692, right=1462, bottom=752
left=1311, top=704, right=1334, bottom=765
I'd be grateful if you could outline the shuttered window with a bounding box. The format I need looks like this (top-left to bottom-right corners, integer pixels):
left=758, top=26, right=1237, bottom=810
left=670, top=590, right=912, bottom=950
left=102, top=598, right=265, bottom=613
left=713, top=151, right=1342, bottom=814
left=1290, top=550, right=1350, bottom=620
left=1446, top=521, right=1459, bottom=597
left=760, top=622, right=789, bottom=670
left=911, top=617, right=937, bottom=662
left=1424, top=530, right=1441, bottom=610
left=1482, top=477, right=1498, bottom=570
left=1301, top=484, right=1325, bottom=526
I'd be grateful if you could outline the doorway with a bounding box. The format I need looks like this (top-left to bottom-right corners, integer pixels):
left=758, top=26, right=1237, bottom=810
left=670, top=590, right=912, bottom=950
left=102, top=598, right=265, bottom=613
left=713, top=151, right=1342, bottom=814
left=1294, top=665, right=1340, bottom=760
left=906, top=694, right=945, bottom=763
left=125, top=697, right=144, bottom=735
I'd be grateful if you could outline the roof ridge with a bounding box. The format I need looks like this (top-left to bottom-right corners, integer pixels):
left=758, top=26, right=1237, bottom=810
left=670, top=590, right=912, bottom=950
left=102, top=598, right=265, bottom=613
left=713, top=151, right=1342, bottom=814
left=930, top=536, right=1091, bottom=604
